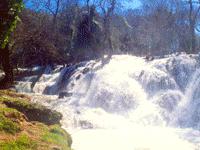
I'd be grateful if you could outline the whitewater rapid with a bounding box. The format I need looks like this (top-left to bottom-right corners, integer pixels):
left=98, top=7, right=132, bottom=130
left=15, top=53, right=200, bottom=150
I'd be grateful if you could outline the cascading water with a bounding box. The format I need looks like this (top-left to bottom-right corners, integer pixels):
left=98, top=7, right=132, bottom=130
left=15, top=53, right=200, bottom=150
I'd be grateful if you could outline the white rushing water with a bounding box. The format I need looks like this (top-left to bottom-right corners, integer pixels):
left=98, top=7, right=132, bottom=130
left=15, top=53, right=200, bottom=150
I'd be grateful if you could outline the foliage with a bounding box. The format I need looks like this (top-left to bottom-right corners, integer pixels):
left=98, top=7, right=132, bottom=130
left=6, top=0, right=200, bottom=70
left=0, top=0, right=24, bottom=48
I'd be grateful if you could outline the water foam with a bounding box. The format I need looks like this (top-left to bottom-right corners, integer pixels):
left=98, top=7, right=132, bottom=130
left=15, top=54, right=200, bottom=150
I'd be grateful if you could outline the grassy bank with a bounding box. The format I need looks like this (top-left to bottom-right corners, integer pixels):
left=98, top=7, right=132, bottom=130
left=0, top=90, right=72, bottom=150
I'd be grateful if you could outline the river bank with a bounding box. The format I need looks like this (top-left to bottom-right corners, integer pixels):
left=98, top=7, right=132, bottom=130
left=0, top=90, right=72, bottom=150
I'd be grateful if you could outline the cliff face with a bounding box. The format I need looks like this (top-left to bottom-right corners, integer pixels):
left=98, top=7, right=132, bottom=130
left=0, top=90, right=72, bottom=150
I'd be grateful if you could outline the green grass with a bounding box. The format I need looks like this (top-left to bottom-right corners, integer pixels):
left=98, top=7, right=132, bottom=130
left=0, top=90, right=73, bottom=150
left=0, top=135, right=37, bottom=150
left=0, top=106, right=23, bottom=122
left=0, top=114, right=20, bottom=134
left=0, top=104, right=22, bottom=134
left=42, top=125, right=72, bottom=150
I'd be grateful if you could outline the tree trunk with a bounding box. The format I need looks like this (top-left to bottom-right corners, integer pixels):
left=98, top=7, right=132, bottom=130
left=189, top=0, right=196, bottom=53
left=0, top=44, right=13, bottom=88
left=190, top=22, right=196, bottom=53
left=103, top=17, right=113, bottom=53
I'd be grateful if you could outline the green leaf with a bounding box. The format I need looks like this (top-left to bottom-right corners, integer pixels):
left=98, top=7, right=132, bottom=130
left=0, top=0, right=24, bottom=48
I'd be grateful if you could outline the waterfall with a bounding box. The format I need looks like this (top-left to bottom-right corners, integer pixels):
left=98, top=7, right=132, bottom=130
left=15, top=53, right=200, bottom=150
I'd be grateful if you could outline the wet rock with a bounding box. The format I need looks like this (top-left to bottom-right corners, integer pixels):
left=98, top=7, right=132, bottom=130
left=76, top=110, right=81, bottom=114
left=79, top=120, right=93, bottom=129
left=145, top=55, right=154, bottom=61
left=82, top=68, right=90, bottom=74
left=3, top=100, right=62, bottom=125
left=58, top=92, right=73, bottom=99
left=75, top=74, right=81, bottom=80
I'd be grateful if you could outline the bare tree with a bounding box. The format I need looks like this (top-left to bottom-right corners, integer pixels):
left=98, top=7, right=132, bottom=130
left=187, top=0, right=200, bottom=53
left=42, top=0, right=62, bottom=30
left=97, top=0, right=133, bottom=53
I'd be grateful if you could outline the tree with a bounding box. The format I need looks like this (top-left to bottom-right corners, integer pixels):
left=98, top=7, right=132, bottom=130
left=187, top=0, right=200, bottom=53
left=40, top=0, right=62, bottom=31
left=0, top=0, right=23, bottom=88
left=75, top=5, right=103, bottom=59
left=131, top=0, right=196, bottom=55
left=98, top=0, right=117, bottom=52
left=12, top=9, right=65, bottom=67
left=102, top=0, right=136, bottom=54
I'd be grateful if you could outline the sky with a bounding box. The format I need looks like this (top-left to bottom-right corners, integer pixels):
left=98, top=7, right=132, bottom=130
left=25, top=0, right=142, bottom=10
left=124, top=0, right=142, bottom=9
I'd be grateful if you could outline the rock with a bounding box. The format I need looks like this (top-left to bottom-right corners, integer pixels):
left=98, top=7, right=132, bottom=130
left=75, top=74, right=81, bottom=80
left=145, top=55, right=154, bottom=61
left=79, top=120, right=93, bottom=129
left=82, top=68, right=90, bottom=74
left=3, top=100, right=62, bottom=125
left=58, top=92, right=73, bottom=99
left=76, top=110, right=81, bottom=114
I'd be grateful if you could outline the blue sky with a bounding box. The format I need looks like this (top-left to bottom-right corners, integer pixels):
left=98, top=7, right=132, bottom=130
left=124, top=0, right=141, bottom=9
left=25, top=0, right=142, bottom=10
